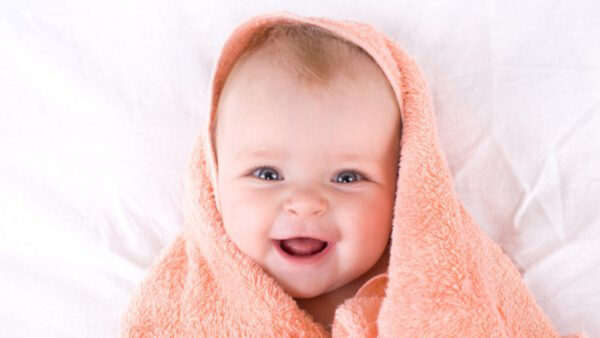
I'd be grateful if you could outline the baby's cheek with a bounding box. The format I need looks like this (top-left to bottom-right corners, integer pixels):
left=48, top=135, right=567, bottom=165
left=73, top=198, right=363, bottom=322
left=225, top=202, right=273, bottom=248
left=222, top=219, right=260, bottom=259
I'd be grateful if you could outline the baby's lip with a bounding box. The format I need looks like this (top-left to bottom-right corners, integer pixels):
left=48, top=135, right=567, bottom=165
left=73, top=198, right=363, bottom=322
left=272, top=235, right=332, bottom=243
left=271, top=228, right=340, bottom=243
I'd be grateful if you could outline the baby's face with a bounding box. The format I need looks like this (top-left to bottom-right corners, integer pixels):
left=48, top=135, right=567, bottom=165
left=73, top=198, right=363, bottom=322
left=215, top=51, right=400, bottom=299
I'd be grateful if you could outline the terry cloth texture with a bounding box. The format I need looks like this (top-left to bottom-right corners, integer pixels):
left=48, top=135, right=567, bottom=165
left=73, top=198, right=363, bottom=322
left=119, top=10, right=587, bottom=337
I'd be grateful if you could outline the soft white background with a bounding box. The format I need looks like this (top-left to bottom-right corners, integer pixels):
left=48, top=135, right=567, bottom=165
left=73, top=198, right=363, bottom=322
left=1, top=0, right=598, bottom=337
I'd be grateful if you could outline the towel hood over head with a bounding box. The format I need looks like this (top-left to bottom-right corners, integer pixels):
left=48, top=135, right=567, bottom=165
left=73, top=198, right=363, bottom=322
left=120, top=11, right=586, bottom=337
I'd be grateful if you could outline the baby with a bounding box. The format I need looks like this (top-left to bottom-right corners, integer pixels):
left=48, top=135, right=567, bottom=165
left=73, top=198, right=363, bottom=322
left=121, top=14, right=583, bottom=337
left=212, top=23, right=402, bottom=330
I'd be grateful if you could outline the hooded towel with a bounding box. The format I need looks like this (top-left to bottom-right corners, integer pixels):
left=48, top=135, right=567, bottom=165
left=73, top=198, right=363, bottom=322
left=119, top=11, right=586, bottom=337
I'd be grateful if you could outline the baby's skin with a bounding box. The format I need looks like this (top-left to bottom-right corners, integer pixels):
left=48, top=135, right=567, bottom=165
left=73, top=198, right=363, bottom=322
left=214, top=47, right=401, bottom=330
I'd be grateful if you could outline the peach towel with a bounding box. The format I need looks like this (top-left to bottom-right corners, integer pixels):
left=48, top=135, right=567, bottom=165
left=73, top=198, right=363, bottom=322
left=119, top=11, right=587, bottom=337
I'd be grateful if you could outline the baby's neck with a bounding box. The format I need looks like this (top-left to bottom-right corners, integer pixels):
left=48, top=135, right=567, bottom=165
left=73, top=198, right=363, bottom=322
left=294, top=247, right=390, bottom=332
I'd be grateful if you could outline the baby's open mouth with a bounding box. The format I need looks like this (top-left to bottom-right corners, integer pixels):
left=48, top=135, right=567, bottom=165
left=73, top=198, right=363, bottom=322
left=278, top=238, right=328, bottom=256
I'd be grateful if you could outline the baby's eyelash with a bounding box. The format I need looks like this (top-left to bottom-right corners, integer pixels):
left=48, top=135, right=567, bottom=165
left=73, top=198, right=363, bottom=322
left=246, top=165, right=279, bottom=175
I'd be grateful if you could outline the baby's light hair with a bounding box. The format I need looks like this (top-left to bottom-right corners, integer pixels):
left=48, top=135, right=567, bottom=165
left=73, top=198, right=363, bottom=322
left=237, top=22, right=375, bottom=86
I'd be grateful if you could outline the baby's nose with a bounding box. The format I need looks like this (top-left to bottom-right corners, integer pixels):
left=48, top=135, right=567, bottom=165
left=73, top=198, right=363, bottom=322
left=283, top=189, right=328, bottom=219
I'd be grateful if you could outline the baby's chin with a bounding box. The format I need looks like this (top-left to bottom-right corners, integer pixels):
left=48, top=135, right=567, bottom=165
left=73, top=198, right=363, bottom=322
left=277, top=275, right=347, bottom=299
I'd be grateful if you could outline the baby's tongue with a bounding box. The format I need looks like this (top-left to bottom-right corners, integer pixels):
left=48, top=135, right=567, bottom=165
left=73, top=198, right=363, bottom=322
left=281, top=238, right=326, bottom=255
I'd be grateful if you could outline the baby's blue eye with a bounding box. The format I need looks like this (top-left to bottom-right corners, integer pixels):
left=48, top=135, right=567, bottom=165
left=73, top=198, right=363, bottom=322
left=250, top=166, right=364, bottom=184
left=253, top=167, right=280, bottom=181
left=334, top=171, right=363, bottom=184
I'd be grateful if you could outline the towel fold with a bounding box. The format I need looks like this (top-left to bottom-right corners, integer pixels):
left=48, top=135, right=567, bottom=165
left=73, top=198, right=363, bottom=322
left=119, top=10, right=587, bottom=337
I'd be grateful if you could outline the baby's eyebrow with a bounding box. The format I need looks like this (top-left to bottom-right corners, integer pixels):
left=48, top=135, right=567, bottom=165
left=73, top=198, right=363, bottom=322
left=237, top=149, right=286, bottom=159
left=237, top=149, right=377, bottom=163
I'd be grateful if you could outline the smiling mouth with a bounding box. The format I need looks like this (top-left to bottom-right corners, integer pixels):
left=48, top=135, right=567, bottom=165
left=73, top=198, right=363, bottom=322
left=277, top=238, right=328, bottom=256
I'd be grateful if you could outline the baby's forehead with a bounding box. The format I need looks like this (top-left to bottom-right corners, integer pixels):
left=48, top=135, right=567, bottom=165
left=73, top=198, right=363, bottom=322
left=217, top=98, right=400, bottom=163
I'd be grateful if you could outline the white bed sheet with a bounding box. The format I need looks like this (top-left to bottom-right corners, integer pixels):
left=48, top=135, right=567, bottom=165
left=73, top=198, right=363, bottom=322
left=1, top=0, right=598, bottom=336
